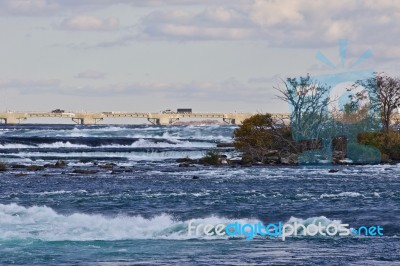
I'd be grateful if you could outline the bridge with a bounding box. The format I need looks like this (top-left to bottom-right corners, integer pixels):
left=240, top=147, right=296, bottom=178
left=0, top=111, right=290, bottom=125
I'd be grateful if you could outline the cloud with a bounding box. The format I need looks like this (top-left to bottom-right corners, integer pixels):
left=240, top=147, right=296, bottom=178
left=0, top=79, right=60, bottom=94
left=131, top=0, right=400, bottom=48
left=135, top=2, right=312, bottom=43
left=7, top=0, right=400, bottom=56
left=0, top=76, right=271, bottom=104
left=60, top=16, right=119, bottom=31
left=250, top=0, right=304, bottom=26
left=248, top=75, right=283, bottom=84
left=0, top=0, right=239, bottom=16
left=64, top=79, right=268, bottom=103
left=1, top=0, right=60, bottom=16
left=75, top=70, right=106, bottom=79
left=138, top=7, right=255, bottom=41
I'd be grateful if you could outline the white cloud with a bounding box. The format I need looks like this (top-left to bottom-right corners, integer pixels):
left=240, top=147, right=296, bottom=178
left=324, top=21, right=356, bottom=41
left=127, top=0, right=400, bottom=54
left=61, top=16, right=119, bottom=31
left=139, top=7, right=255, bottom=41
left=154, top=24, right=254, bottom=40
left=250, top=0, right=304, bottom=26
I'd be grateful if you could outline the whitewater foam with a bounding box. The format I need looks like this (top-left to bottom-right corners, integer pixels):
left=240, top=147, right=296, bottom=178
left=8, top=150, right=207, bottom=160
left=320, top=192, right=362, bottom=198
left=40, top=142, right=88, bottom=148
left=100, top=139, right=214, bottom=148
left=0, top=203, right=257, bottom=241
left=0, top=204, right=354, bottom=242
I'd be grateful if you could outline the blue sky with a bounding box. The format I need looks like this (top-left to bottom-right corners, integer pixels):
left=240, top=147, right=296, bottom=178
left=0, top=0, right=399, bottom=113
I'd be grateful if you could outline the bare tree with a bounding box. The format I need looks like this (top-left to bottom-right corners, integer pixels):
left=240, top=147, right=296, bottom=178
left=357, top=73, right=400, bottom=132
left=275, top=74, right=333, bottom=147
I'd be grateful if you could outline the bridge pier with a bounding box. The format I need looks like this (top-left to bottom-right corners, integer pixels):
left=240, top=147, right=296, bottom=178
left=147, top=115, right=179, bottom=125
left=223, top=114, right=251, bottom=125
left=0, top=113, right=28, bottom=124
left=5, top=117, right=19, bottom=124
left=72, top=114, right=103, bottom=125
left=223, top=118, right=235, bottom=124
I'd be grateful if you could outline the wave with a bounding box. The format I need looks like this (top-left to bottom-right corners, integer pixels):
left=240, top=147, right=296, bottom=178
left=5, top=150, right=210, bottom=160
left=100, top=139, right=214, bottom=148
left=320, top=192, right=362, bottom=198
left=0, top=203, right=257, bottom=241
left=0, top=139, right=215, bottom=149
left=285, top=216, right=344, bottom=230
left=0, top=143, right=32, bottom=149
left=26, top=190, right=89, bottom=196
left=1, top=126, right=233, bottom=143
left=0, top=204, right=355, bottom=242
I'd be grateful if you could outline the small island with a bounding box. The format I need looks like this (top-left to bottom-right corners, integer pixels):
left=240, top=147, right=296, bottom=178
left=189, top=73, right=400, bottom=166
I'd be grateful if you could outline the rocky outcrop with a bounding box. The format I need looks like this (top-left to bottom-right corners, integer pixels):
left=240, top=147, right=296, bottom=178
left=26, top=165, right=45, bottom=171
left=280, top=153, right=299, bottom=165
left=98, top=163, right=116, bottom=169
left=176, top=158, right=198, bottom=164
left=73, top=169, right=98, bottom=174
left=175, top=148, right=359, bottom=167
left=216, top=143, right=234, bottom=148
left=54, top=160, right=67, bottom=168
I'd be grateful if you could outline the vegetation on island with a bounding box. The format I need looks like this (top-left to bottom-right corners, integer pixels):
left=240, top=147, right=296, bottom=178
left=233, top=113, right=296, bottom=164
left=232, top=72, right=400, bottom=165
left=200, top=150, right=222, bottom=165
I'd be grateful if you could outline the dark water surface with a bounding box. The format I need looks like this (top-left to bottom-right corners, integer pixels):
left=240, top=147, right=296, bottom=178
left=0, top=124, right=399, bottom=265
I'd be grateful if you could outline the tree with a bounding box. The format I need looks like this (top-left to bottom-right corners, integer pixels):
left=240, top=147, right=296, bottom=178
left=275, top=74, right=333, bottom=150
left=357, top=73, right=400, bottom=132
left=233, top=113, right=294, bottom=163
left=339, top=90, right=370, bottom=124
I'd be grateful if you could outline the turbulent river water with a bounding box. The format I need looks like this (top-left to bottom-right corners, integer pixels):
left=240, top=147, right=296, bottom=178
left=0, top=124, right=399, bottom=265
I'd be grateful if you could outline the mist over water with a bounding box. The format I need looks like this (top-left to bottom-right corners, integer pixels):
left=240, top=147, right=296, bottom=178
left=0, top=124, right=399, bottom=265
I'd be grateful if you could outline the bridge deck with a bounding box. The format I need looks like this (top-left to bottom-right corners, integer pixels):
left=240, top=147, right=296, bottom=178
left=0, top=111, right=291, bottom=125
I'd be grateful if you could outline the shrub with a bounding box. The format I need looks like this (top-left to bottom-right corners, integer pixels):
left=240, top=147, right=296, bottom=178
left=201, top=150, right=221, bottom=165
left=233, top=113, right=295, bottom=163
left=358, top=131, right=400, bottom=160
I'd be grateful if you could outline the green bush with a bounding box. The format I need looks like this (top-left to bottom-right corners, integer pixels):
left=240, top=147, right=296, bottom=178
left=358, top=131, right=400, bottom=160
left=233, top=113, right=294, bottom=163
left=201, top=150, right=221, bottom=165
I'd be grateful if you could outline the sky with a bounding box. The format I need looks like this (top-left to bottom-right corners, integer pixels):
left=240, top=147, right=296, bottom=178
left=1, top=0, right=400, bottom=115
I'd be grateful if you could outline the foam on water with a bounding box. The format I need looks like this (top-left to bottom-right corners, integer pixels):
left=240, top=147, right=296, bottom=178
left=9, top=150, right=207, bottom=160
left=0, top=139, right=215, bottom=149
left=0, top=144, right=33, bottom=149
left=5, top=125, right=233, bottom=142
left=100, top=139, right=214, bottom=148
left=0, top=203, right=257, bottom=241
left=285, top=216, right=346, bottom=232
left=0, top=204, right=353, bottom=242
left=320, top=192, right=362, bottom=198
